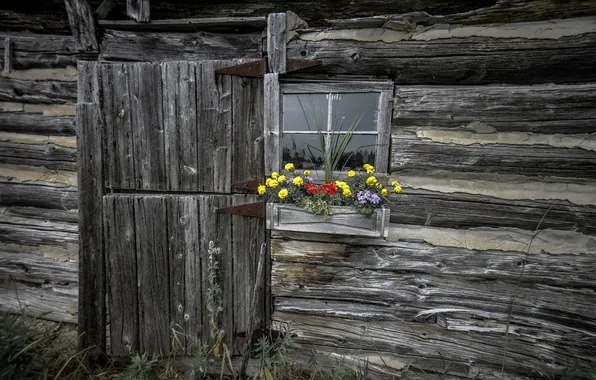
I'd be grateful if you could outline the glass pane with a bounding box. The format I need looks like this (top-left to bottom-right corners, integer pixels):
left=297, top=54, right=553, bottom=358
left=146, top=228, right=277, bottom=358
left=332, top=93, right=379, bottom=132
left=330, top=134, right=377, bottom=170
left=282, top=133, right=326, bottom=169
left=283, top=94, right=328, bottom=132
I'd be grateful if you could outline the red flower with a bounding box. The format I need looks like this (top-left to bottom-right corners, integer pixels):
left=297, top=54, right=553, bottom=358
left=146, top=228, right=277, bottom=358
left=305, top=183, right=318, bottom=195
left=322, top=181, right=338, bottom=195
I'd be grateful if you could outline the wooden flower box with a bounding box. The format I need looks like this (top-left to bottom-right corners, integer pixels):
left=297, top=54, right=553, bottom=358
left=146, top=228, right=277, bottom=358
left=266, top=203, right=390, bottom=238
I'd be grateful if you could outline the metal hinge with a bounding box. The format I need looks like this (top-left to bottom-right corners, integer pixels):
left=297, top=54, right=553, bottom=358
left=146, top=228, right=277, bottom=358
left=232, top=179, right=261, bottom=192
left=216, top=202, right=265, bottom=219
left=215, top=58, right=322, bottom=77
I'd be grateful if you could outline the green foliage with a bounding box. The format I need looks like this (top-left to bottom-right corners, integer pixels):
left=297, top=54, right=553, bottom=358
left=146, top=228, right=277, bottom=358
left=253, top=324, right=295, bottom=380
left=118, top=353, right=160, bottom=380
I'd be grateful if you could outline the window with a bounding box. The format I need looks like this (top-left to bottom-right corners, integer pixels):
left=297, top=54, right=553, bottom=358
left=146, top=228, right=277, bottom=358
left=279, top=81, right=393, bottom=175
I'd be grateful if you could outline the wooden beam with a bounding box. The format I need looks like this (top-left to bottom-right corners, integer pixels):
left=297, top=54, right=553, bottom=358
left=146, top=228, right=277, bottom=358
left=3, top=38, right=12, bottom=73
left=64, top=0, right=99, bottom=52
left=0, top=113, right=75, bottom=135
left=98, top=16, right=267, bottom=32
left=263, top=73, right=280, bottom=175
left=127, top=0, right=150, bottom=22
left=94, top=0, right=118, bottom=20
left=267, top=13, right=286, bottom=73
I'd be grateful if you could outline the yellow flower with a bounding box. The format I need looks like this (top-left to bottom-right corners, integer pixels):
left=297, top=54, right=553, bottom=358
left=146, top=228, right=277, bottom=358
left=366, top=165, right=375, bottom=174
left=394, top=185, right=402, bottom=193
left=381, top=188, right=388, bottom=197
left=268, top=179, right=279, bottom=188
left=366, top=176, right=377, bottom=187
left=278, top=175, right=287, bottom=183
left=278, top=188, right=289, bottom=200
left=303, top=169, right=311, bottom=176
left=391, top=180, right=399, bottom=186
left=335, top=180, right=346, bottom=187
left=292, top=176, right=304, bottom=186
left=363, top=163, right=372, bottom=169
left=347, top=170, right=356, bottom=177
left=343, top=188, right=352, bottom=197
left=284, top=163, right=295, bottom=172
left=271, top=171, right=279, bottom=179
left=376, top=183, right=383, bottom=190
left=257, top=185, right=266, bottom=195
left=265, top=178, right=272, bottom=186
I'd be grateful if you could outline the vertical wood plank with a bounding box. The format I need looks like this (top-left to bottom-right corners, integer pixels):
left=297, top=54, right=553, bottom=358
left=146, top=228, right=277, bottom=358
left=199, top=195, right=233, bottom=349
left=375, top=89, right=393, bottom=174
left=267, top=13, right=286, bottom=74
left=4, top=38, right=12, bottom=73
left=101, top=63, right=134, bottom=189
left=104, top=195, right=138, bottom=355
left=127, top=0, right=150, bottom=22
left=167, top=196, right=201, bottom=354
left=76, top=101, right=105, bottom=352
left=162, top=61, right=199, bottom=191
left=197, top=61, right=232, bottom=193
left=130, top=63, right=166, bottom=191
left=232, top=194, right=266, bottom=354
left=78, top=61, right=100, bottom=104
left=64, top=0, right=99, bottom=51
left=232, top=76, right=264, bottom=185
left=135, top=196, right=170, bottom=355
left=264, top=73, right=280, bottom=175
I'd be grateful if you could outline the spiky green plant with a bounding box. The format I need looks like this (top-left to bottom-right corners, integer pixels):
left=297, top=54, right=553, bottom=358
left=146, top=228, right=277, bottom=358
left=118, top=353, right=160, bottom=380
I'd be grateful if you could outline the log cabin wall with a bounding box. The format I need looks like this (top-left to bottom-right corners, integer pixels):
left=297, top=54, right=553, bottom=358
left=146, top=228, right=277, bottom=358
left=271, top=6, right=596, bottom=380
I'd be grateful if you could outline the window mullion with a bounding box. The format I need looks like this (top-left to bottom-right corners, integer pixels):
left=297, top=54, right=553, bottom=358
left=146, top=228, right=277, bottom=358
left=325, top=93, right=333, bottom=168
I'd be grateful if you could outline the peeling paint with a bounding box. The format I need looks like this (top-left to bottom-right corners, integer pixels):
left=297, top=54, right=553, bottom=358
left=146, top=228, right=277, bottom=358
left=0, top=164, right=77, bottom=186
left=397, top=171, right=596, bottom=206
left=1, top=66, right=77, bottom=82
left=299, top=17, right=596, bottom=42
left=412, top=122, right=596, bottom=152
left=0, top=132, right=77, bottom=148
left=388, top=225, right=596, bottom=255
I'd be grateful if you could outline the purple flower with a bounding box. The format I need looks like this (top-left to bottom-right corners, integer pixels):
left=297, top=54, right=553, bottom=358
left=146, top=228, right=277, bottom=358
left=357, top=190, right=381, bottom=205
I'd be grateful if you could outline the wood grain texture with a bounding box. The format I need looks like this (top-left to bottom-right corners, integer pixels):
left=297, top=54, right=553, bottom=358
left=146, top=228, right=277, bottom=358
left=393, top=83, right=596, bottom=133
left=0, top=140, right=77, bottom=170
left=4, top=38, right=12, bottom=73
left=387, top=189, right=596, bottom=235
left=99, top=17, right=267, bottom=33
left=3, top=206, right=78, bottom=223
left=77, top=60, right=100, bottom=103
left=267, top=13, right=286, bottom=73
left=0, top=113, right=75, bottom=135
left=127, top=0, right=150, bottom=22
left=64, top=0, right=98, bottom=51
left=101, top=63, right=135, bottom=190
left=104, top=195, right=138, bottom=356
left=199, top=195, right=233, bottom=349
left=287, top=32, right=596, bottom=85
left=263, top=73, right=280, bottom=175
left=391, top=134, right=596, bottom=180
left=0, top=245, right=78, bottom=285
left=76, top=101, right=105, bottom=351
left=197, top=61, right=232, bottom=193
left=0, top=33, right=79, bottom=69
left=161, top=61, right=199, bottom=191
left=0, top=216, right=78, bottom=247
left=0, top=77, right=77, bottom=104
left=232, top=194, right=266, bottom=354
left=130, top=63, right=166, bottom=191
left=100, top=30, right=262, bottom=62
left=232, top=76, right=264, bottom=186
left=0, top=179, right=78, bottom=210
left=134, top=196, right=170, bottom=355
left=167, top=196, right=201, bottom=354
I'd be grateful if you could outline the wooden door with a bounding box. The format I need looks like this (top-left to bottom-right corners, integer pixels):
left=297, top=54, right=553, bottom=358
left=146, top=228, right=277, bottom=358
left=94, top=61, right=265, bottom=356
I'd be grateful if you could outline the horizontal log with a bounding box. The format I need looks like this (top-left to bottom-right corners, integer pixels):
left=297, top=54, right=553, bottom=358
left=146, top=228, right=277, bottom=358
left=0, top=113, right=75, bottom=135
left=1, top=67, right=78, bottom=81
left=287, top=31, right=596, bottom=85
left=386, top=188, right=596, bottom=235
left=98, top=16, right=267, bottom=32
left=0, top=164, right=77, bottom=186
left=0, top=279, right=77, bottom=323
left=0, top=33, right=80, bottom=69
left=271, top=239, right=596, bottom=288
left=0, top=76, right=77, bottom=104
left=0, top=140, right=77, bottom=170
left=0, top=245, right=78, bottom=285
left=273, top=311, right=596, bottom=378
left=3, top=206, right=78, bottom=223
left=100, top=29, right=262, bottom=62
left=1, top=103, right=77, bottom=116
left=391, top=134, right=596, bottom=180
left=0, top=179, right=78, bottom=210
left=0, top=213, right=79, bottom=248
left=393, top=83, right=596, bottom=133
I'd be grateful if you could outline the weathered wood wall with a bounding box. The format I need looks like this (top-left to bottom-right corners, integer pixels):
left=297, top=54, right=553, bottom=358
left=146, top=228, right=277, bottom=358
left=0, top=32, right=79, bottom=323
left=272, top=10, right=596, bottom=380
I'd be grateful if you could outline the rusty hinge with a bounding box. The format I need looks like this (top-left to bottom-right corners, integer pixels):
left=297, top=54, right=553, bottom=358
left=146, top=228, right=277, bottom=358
left=217, top=202, right=265, bottom=219
left=215, top=59, right=267, bottom=77
left=285, top=59, right=321, bottom=74
left=232, top=179, right=261, bottom=192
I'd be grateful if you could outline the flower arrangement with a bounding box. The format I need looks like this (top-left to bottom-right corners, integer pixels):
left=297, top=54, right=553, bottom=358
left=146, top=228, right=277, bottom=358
left=258, top=162, right=402, bottom=217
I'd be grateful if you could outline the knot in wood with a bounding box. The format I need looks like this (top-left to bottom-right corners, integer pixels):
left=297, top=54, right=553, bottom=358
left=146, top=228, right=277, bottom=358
left=350, top=52, right=361, bottom=62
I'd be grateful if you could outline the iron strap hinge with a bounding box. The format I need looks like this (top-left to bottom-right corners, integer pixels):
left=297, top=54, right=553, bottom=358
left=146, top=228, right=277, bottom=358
left=216, top=202, right=265, bottom=219
left=214, top=58, right=322, bottom=77
left=232, top=179, right=261, bottom=192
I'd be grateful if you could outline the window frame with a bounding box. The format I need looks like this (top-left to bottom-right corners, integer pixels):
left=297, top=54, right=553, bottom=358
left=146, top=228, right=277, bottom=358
left=274, top=80, right=394, bottom=178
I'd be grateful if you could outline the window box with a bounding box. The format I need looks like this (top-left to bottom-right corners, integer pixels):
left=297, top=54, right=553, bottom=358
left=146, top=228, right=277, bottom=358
left=266, top=203, right=390, bottom=238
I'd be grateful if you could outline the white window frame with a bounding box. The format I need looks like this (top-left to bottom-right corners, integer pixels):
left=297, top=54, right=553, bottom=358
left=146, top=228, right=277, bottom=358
left=264, top=75, right=393, bottom=177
